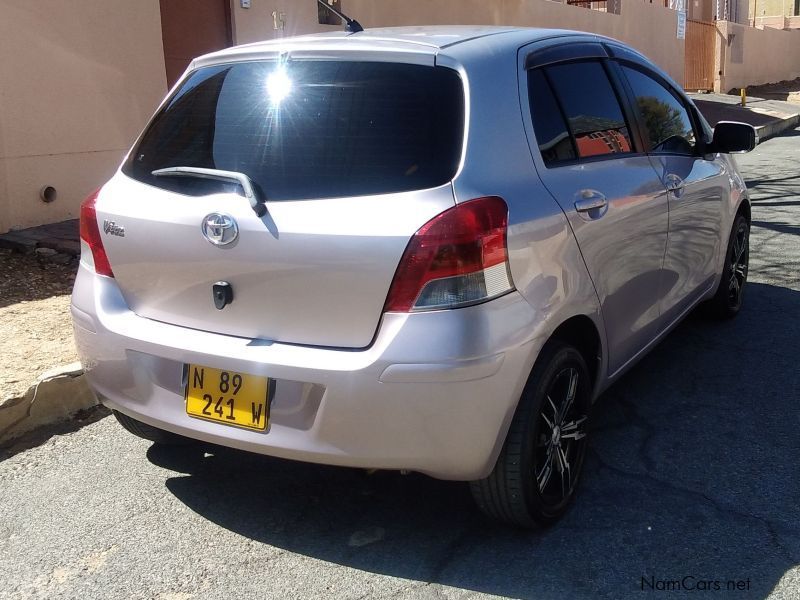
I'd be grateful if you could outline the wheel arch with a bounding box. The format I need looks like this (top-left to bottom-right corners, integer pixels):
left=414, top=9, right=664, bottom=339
left=737, top=197, right=752, bottom=224
left=547, top=314, right=603, bottom=393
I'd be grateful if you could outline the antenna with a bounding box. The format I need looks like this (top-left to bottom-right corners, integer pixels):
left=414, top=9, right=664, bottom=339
left=316, top=0, right=364, bottom=33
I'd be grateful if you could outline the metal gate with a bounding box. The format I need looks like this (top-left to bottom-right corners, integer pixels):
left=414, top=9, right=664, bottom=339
left=684, top=19, right=716, bottom=91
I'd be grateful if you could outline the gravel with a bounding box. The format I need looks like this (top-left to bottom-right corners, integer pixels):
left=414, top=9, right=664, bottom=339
left=0, top=250, right=78, bottom=401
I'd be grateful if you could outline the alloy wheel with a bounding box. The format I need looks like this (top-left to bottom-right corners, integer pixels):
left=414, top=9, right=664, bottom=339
left=728, top=221, right=749, bottom=310
left=535, top=367, right=588, bottom=506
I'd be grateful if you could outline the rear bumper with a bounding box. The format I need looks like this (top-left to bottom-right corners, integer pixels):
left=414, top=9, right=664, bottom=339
left=71, top=264, right=543, bottom=480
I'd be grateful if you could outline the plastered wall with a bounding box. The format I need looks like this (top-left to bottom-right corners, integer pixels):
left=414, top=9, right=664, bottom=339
left=22, top=1, right=799, bottom=231
left=0, top=1, right=167, bottom=232
left=716, top=20, right=800, bottom=91
left=232, top=0, right=685, bottom=82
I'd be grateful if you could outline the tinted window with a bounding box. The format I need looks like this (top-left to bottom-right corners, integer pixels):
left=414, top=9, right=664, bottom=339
left=622, top=66, right=696, bottom=155
left=544, top=61, right=632, bottom=159
left=123, top=61, right=465, bottom=200
left=528, top=69, right=576, bottom=164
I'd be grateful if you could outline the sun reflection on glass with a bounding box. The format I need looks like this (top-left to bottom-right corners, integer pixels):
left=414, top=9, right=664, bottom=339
left=266, top=69, right=292, bottom=105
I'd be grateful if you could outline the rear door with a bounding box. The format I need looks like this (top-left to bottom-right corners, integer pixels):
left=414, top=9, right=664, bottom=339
left=615, top=63, right=727, bottom=325
left=100, top=57, right=465, bottom=348
left=521, top=46, right=669, bottom=374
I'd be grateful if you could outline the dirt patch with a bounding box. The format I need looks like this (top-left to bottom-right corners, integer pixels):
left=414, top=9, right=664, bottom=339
left=747, top=78, right=800, bottom=104
left=0, top=249, right=78, bottom=401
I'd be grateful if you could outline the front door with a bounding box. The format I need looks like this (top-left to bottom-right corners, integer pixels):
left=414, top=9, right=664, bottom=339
left=617, top=64, right=726, bottom=326
left=522, top=55, right=669, bottom=375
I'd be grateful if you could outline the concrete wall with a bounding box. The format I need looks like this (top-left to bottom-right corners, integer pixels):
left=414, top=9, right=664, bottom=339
left=232, top=0, right=685, bottom=83
left=749, top=0, right=799, bottom=20
left=715, top=20, right=800, bottom=90
left=231, top=0, right=338, bottom=42
left=0, top=0, right=686, bottom=232
left=754, top=14, right=800, bottom=27
left=0, top=1, right=167, bottom=233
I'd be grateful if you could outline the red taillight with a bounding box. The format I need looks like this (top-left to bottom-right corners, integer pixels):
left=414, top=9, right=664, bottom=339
left=384, top=196, right=513, bottom=312
left=79, top=188, right=114, bottom=277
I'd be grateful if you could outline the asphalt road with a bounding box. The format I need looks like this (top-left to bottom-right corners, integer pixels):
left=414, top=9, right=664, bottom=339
left=1, top=132, right=799, bottom=600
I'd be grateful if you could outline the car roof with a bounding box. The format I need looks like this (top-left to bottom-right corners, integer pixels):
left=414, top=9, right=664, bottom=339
left=193, top=26, right=603, bottom=67
left=237, top=26, right=565, bottom=50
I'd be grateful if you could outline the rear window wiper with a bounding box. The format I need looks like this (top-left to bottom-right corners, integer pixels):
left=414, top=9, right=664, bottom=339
left=152, top=167, right=267, bottom=217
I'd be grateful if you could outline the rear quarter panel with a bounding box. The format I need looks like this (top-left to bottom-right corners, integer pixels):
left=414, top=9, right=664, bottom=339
left=440, top=39, right=608, bottom=397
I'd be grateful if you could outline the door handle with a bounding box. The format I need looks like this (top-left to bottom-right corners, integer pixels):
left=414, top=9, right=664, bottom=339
left=664, top=174, right=685, bottom=193
left=574, top=190, right=608, bottom=213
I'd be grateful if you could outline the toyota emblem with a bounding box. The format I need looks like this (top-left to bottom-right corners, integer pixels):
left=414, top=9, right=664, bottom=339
left=201, top=213, right=239, bottom=247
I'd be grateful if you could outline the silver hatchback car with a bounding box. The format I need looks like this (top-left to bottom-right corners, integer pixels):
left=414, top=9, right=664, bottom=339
left=72, top=26, right=755, bottom=528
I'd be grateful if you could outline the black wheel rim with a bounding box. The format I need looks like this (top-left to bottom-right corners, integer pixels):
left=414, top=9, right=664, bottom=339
left=534, top=367, right=588, bottom=508
left=728, top=221, right=749, bottom=310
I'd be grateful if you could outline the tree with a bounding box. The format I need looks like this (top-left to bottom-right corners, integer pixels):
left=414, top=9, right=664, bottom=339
left=637, top=96, right=686, bottom=149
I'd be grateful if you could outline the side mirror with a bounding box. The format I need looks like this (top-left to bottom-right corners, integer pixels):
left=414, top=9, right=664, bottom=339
left=709, top=121, right=758, bottom=154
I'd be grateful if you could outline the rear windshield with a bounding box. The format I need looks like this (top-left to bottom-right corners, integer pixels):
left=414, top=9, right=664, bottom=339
left=123, top=60, right=465, bottom=200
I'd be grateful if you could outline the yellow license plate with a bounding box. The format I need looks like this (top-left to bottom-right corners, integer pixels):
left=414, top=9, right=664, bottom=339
left=185, top=364, right=270, bottom=431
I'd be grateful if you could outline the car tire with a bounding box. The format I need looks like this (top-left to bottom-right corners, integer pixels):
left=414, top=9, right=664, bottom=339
left=113, top=410, right=195, bottom=446
left=470, top=341, right=591, bottom=528
left=703, top=213, right=750, bottom=320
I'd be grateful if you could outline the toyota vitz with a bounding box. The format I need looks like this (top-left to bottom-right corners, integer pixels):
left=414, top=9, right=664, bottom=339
left=72, top=26, right=755, bottom=528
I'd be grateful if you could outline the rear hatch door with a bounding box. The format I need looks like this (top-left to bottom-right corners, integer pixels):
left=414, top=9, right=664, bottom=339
left=98, top=56, right=465, bottom=348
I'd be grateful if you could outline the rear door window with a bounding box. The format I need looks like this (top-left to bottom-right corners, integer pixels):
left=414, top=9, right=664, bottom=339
left=528, top=69, right=576, bottom=164
left=123, top=61, right=465, bottom=200
left=528, top=60, right=633, bottom=165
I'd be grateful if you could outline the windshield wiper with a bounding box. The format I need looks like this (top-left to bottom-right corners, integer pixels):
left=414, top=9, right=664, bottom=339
left=152, top=167, right=267, bottom=217
left=316, top=0, right=363, bottom=33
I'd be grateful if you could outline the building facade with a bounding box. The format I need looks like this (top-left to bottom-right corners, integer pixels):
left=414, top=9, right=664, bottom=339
left=0, top=0, right=794, bottom=233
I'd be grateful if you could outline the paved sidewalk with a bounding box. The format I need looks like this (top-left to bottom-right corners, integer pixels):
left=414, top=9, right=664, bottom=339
left=690, top=92, right=800, bottom=141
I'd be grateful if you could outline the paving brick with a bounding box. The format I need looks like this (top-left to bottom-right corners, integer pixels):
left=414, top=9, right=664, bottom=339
left=36, top=237, right=62, bottom=250
left=0, top=219, right=79, bottom=255
left=0, top=233, right=37, bottom=254
left=54, top=240, right=81, bottom=256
